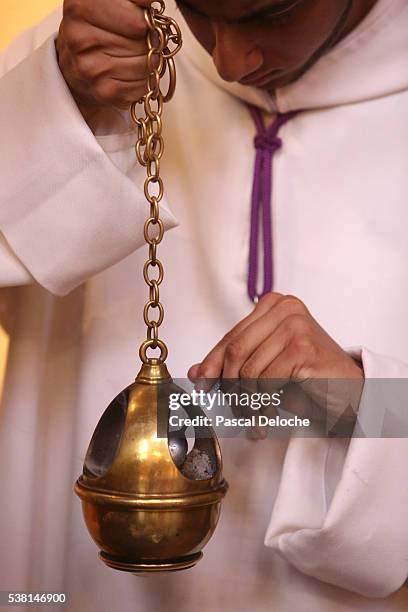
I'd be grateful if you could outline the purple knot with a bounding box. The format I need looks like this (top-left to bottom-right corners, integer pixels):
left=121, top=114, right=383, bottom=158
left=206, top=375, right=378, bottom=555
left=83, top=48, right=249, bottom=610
left=246, top=104, right=297, bottom=303
left=254, top=133, right=282, bottom=153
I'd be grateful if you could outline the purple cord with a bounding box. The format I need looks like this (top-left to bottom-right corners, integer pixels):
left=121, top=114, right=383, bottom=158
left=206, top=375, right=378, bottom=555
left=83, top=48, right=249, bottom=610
left=246, top=105, right=296, bottom=303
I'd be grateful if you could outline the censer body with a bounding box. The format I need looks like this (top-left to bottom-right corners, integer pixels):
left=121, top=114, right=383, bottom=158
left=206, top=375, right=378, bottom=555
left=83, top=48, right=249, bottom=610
left=75, top=363, right=228, bottom=573
left=75, top=1, right=228, bottom=574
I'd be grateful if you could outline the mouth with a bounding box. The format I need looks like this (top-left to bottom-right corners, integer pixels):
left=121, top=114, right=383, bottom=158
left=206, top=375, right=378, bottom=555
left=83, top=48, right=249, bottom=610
left=239, top=69, right=284, bottom=88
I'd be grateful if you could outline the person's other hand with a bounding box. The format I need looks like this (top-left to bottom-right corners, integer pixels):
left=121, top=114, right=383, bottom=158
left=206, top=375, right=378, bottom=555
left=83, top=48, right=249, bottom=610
left=56, top=0, right=152, bottom=110
left=188, top=293, right=364, bottom=435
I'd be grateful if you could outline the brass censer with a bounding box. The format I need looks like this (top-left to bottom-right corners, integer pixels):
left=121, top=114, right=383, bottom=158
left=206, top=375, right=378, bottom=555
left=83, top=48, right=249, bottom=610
left=75, top=1, right=228, bottom=574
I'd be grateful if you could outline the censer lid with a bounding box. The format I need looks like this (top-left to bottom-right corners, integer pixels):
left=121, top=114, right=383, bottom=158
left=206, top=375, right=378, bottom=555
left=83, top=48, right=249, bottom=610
left=135, top=361, right=172, bottom=385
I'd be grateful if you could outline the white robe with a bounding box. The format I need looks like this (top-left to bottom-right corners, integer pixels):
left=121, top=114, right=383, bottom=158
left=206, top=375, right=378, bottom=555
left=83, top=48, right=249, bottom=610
left=1, top=1, right=408, bottom=609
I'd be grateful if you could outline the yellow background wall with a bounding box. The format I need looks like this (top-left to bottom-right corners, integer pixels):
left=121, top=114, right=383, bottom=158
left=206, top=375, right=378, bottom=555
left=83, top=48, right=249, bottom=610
left=0, top=0, right=61, bottom=50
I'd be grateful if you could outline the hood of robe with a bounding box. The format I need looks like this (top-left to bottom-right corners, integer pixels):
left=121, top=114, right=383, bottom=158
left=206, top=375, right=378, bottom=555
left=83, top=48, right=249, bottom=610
left=167, top=0, right=408, bottom=113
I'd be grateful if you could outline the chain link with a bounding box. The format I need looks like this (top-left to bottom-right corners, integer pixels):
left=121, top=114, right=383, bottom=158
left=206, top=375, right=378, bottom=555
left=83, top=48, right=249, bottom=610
left=131, top=0, right=182, bottom=365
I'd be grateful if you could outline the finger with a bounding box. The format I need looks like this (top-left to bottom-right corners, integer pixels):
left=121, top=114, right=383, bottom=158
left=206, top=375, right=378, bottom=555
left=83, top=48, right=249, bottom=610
left=217, top=379, right=265, bottom=440
left=105, top=54, right=151, bottom=81
left=222, top=295, right=308, bottom=378
left=66, top=0, right=149, bottom=39
left=72, top=48, right=150, bottom=83
left=260, top=344, right=300, bottom=380
left=257, top=353, right=296, bottom=420
left=195, top=292, right=283, bottom=379
left=222, top=308, right=294, bottom=379
left=187, top=364, right=215, bottom=391
left=94, top=77, right=149, bottom=108
left=237, top=319, right=291, bottom=379
left=65, top=21, right=149, bottom=57
left=188, top=363, right=200, bottom=381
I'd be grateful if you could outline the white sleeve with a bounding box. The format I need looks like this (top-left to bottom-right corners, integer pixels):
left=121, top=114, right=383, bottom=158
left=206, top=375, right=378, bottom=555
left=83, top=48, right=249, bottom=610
left=0, top=233, right=33, bottom=287
left=265, top=347, right=408, bottom=598
left=0, top=16, right=178, bottom=296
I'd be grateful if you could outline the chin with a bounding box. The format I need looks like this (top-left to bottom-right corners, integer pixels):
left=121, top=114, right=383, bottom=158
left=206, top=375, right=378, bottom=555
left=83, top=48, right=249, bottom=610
left=262, top=74, right=299, bottom=92
left=239, top=71, right=299, bottom=92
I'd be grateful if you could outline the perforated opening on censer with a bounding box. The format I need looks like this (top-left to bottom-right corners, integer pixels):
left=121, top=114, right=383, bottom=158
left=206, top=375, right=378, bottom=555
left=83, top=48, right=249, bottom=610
left=84, top=388, right=129, bottom=478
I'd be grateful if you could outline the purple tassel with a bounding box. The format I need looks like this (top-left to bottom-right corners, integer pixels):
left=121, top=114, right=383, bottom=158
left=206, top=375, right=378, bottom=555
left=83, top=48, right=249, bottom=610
left=247, top=105, right=296, bottom=303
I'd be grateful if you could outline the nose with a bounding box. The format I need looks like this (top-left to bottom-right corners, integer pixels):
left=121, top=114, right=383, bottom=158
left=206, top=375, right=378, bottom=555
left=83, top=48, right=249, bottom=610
left=212, top=22, right=264, bottom=82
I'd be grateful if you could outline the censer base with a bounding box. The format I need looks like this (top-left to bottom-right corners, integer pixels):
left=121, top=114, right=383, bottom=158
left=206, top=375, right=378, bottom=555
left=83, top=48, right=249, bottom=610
left=99, top=551, right=203, bottom=574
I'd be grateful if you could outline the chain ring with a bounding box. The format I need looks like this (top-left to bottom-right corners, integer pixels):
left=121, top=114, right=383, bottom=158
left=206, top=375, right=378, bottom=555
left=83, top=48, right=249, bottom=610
left=131, top=4, right=182, bottom=364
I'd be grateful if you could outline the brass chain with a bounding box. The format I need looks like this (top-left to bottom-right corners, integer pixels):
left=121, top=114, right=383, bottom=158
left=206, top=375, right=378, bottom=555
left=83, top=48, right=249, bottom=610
left=131, top=0, right=182, bottom=365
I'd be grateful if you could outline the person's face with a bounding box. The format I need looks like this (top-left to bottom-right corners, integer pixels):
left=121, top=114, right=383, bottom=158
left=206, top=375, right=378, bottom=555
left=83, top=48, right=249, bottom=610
left=175, top=0, right=354, bottom=90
